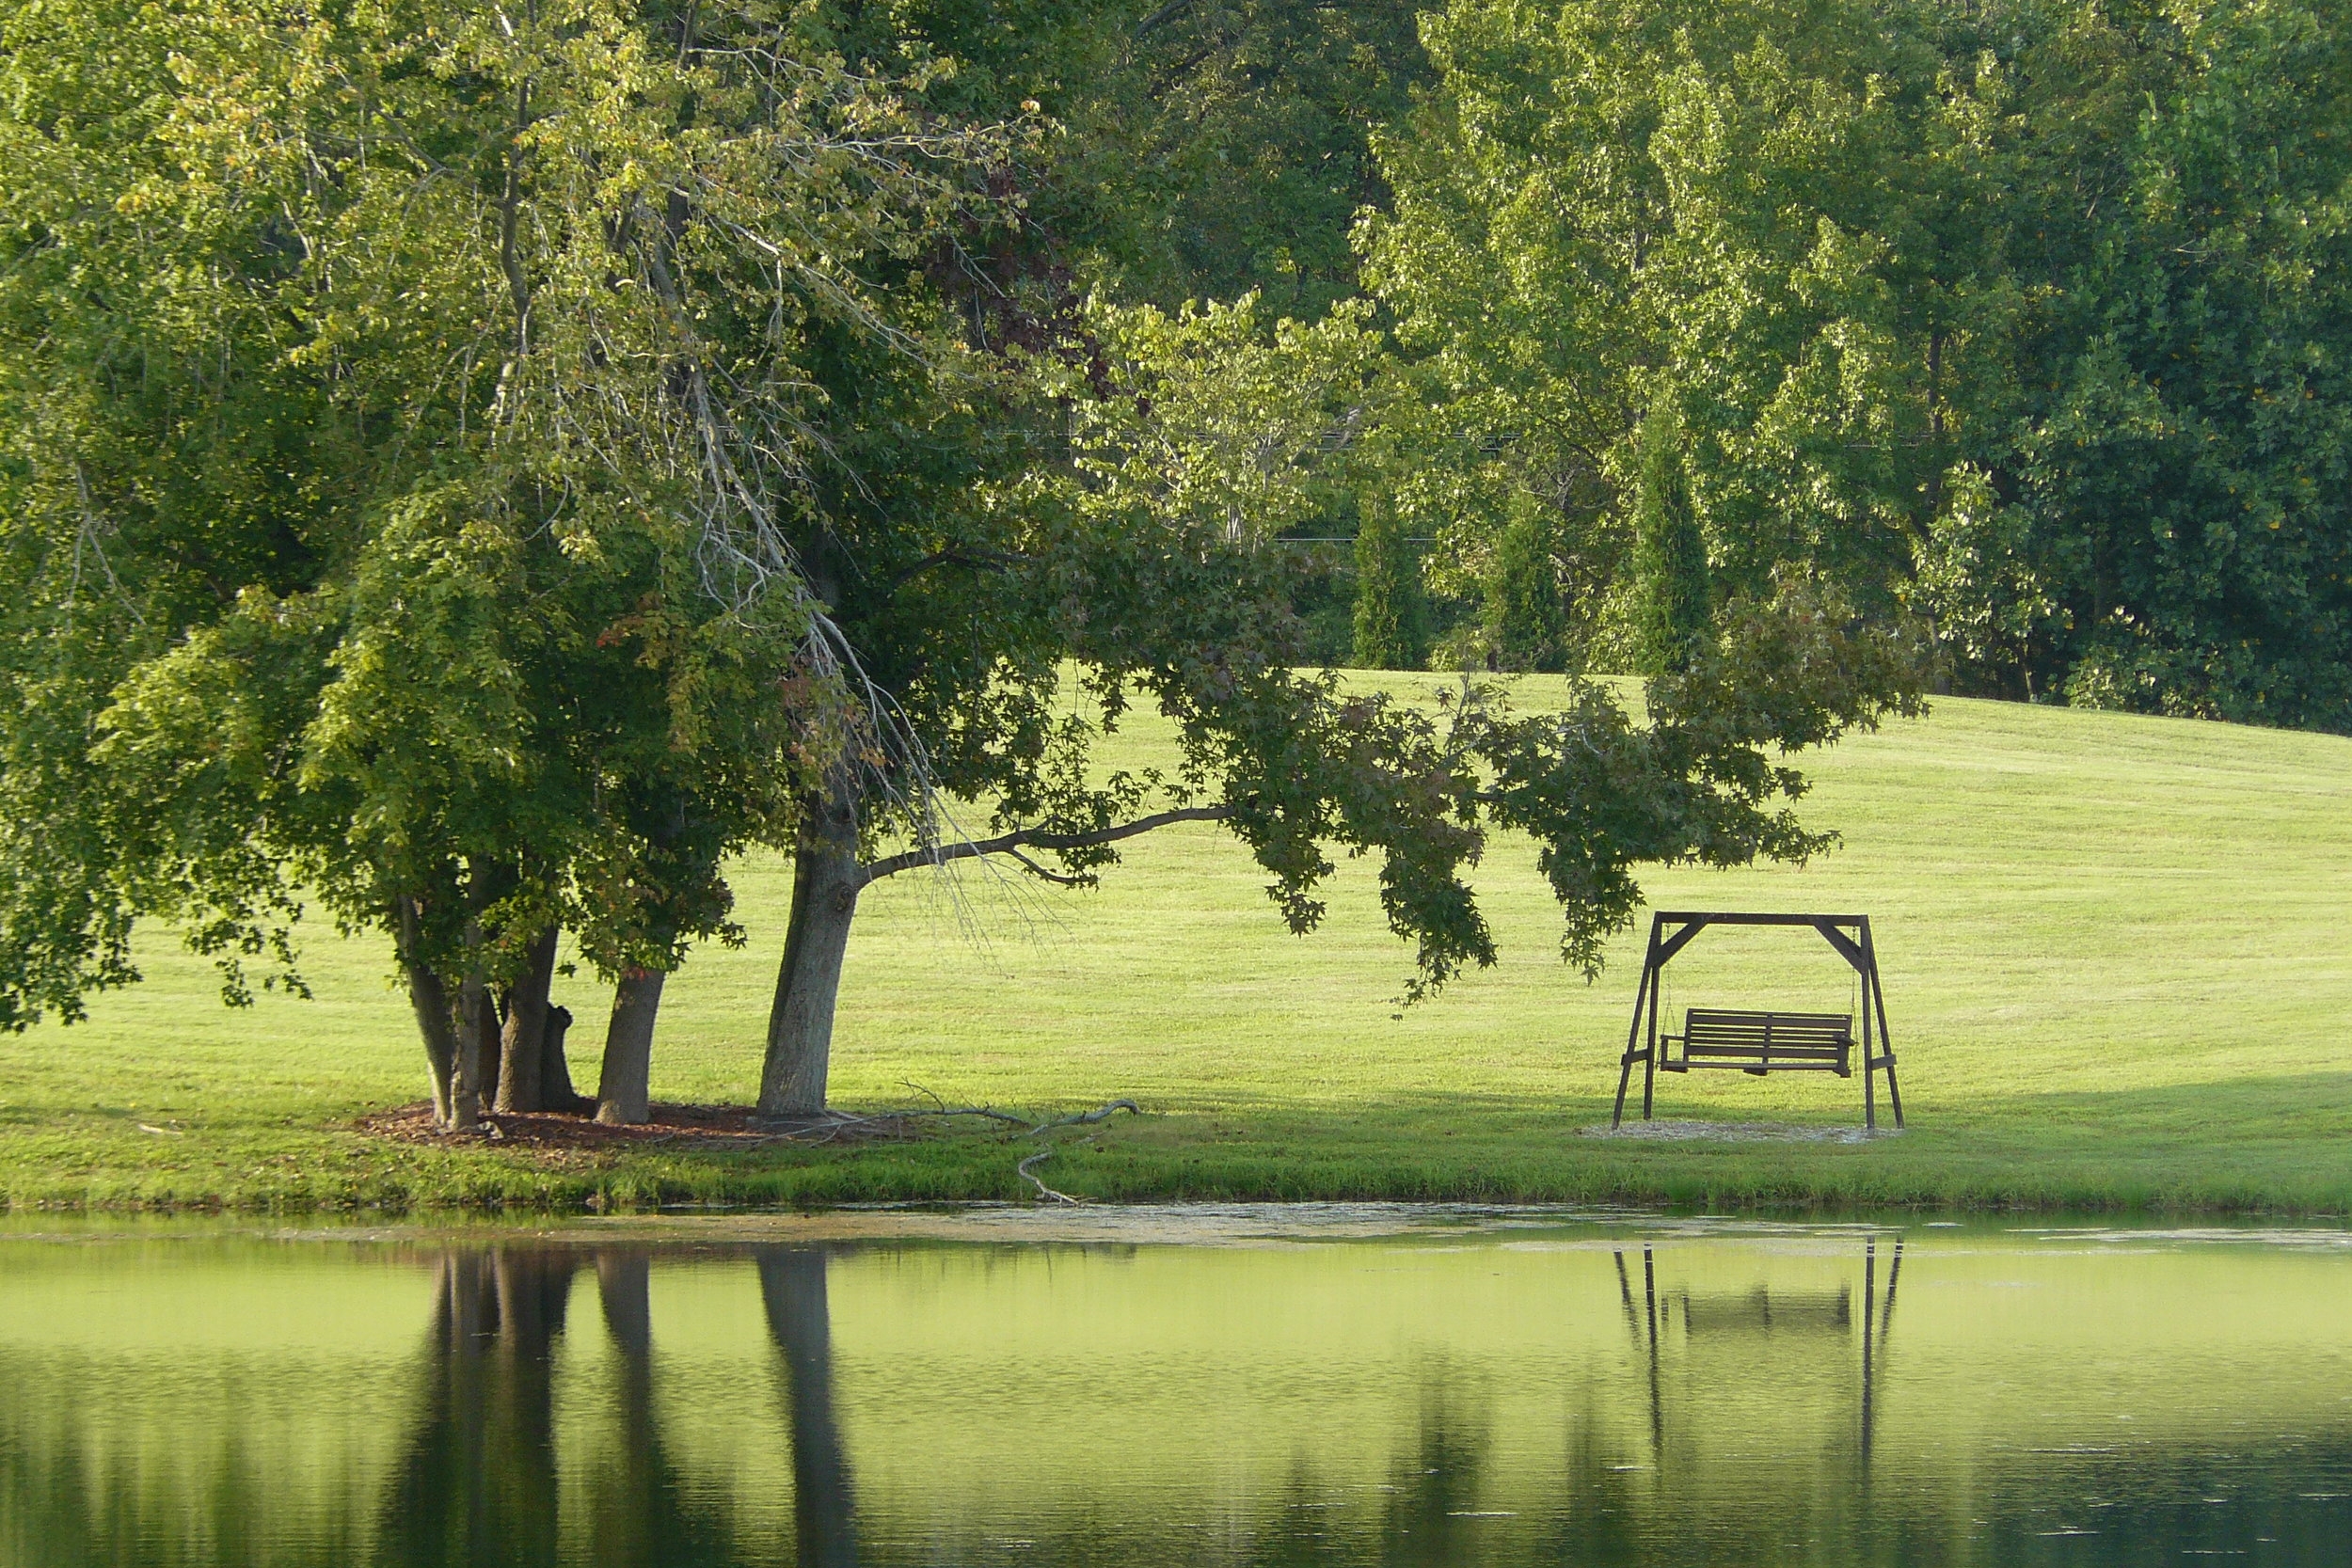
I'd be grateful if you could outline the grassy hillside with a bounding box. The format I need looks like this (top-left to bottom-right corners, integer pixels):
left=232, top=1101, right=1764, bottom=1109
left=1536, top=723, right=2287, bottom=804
left=5, top=678, right=2351, bottom=1211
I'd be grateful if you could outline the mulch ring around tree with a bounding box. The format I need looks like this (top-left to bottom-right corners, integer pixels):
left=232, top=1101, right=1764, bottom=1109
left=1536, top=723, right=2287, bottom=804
left=356, top=1101, right=925, bottom=1152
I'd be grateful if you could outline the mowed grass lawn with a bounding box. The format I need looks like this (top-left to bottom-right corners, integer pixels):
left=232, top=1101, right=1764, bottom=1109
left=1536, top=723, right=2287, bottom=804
left=5, top=677, right=2351, bottom=1212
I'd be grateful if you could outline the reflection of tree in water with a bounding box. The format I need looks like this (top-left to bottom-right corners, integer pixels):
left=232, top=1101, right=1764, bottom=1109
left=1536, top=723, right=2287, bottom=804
left=12, top=1240, right=2352, bottom=1568
left=374, top=1247, right=578, bottom=1568
left=366, top=1243, right=861, bottom=1568
left=1235, top=1378, right=1499, bottom=1568
left=0, top=1383, right=370, bottom=1568
left=581, top=1249, right=731, bottom=1567
left=757, top=1245, right=859, bottom=1568
left=373, top=1245, right=739, bottom=1568
left=1374, top=1389, right=1499, bottom=1568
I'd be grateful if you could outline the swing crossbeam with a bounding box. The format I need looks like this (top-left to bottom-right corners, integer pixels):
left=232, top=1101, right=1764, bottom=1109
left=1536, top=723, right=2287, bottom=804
left=1610, top=912, right=1903, bottom=1131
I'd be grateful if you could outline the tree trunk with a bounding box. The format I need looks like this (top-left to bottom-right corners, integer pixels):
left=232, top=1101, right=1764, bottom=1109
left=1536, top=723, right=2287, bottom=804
left=453, top=967, right=491, bottom=1133
left=540, top=1005, right=589, bottom=1114
left=758, top=775, right=863, bottom=1117
left=406, top=961, right=460, bottom=1129
left=496, top=927, right=560, bottom=1113
left=399, top=894, right=463, bottom=1129
left=476, top=989, right=503, bottom=1114
left=596, top=969, right=666, bottom=1126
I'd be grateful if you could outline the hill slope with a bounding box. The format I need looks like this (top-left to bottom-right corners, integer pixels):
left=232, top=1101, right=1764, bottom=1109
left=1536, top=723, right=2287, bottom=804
left=6, top=680, right=2351, bottom=1211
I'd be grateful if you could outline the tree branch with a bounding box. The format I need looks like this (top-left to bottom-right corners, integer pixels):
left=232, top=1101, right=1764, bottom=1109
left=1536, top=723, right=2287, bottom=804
left=1133, top=0, right=1195, bottom=39
left=882, top=546, right=1027, bottom=599
left=859, top=805, right=1232, bottom=885
left=1018, top=1146, right=1078, bottom=1203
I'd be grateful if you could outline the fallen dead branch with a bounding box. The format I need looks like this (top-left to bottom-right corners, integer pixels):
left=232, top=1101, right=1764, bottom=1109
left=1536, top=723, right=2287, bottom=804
left=1017, top=1147, right=1078, bottom=1204
left=760, top=1097, right=1141, bottom=1201
left=755, top=1097, right=1139, bottom=1144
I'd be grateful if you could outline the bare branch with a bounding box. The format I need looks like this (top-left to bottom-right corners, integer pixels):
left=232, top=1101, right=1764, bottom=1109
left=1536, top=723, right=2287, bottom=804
left=1017, top=1147, right=1078, bottom=1203
left=1028, top=1098, right=1139, bottom=1132
left=860, top=805, right=1232, bottom=885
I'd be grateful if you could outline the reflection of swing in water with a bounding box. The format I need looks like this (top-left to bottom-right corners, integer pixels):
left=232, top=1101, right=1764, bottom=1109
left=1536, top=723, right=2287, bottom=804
left=1612, top=911, right=1905, bottom=1130
left=1613, top=1237, right=1904, bottom=1465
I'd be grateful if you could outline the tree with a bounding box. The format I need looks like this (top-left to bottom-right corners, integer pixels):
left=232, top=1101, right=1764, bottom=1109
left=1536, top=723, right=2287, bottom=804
left=745, top=290, right=1923, bottom=1116
left=0, top=0, right=1016, bottom=1125
left=1366, top=0, right=2352, bottom=725
left=1, top=0, right=1924, bottom=1132
left=843, top=0, right=1434, bottom=323
left=1629, top=395, right=1710, bottom=673
left=1485, top=496, right=1566, bottom=672
left=1353, top=506, right=1430, bottom=669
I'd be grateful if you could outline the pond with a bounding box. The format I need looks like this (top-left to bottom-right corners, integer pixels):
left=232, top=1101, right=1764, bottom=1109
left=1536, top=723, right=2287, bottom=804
left=4, top=1207, right=2350, bottom=1566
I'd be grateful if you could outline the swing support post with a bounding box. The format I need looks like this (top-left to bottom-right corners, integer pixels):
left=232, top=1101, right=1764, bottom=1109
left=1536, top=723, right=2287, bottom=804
left=1608, top=911, right=1903, bottom=1131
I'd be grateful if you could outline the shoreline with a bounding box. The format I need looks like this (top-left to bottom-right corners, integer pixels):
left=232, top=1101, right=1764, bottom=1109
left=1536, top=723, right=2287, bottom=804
left=6, top=1101, right=2349, bottom=1217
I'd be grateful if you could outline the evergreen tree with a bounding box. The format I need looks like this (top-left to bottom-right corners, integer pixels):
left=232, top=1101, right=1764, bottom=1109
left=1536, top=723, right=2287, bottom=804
left=1485, top=496, right=1566, bottom=671
left=1630, top=396, right=1711, bottom=673
left=1352, top=506, right=1430, bottom=669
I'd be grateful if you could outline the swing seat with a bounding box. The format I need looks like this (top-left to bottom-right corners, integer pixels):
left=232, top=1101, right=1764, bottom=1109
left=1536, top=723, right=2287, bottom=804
left=1661, top=1008, right=1853, bottom=1077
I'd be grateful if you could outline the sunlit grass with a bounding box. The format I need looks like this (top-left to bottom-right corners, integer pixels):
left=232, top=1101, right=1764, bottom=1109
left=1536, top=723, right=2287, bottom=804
left=5, top=678, right=2351, bottom=1211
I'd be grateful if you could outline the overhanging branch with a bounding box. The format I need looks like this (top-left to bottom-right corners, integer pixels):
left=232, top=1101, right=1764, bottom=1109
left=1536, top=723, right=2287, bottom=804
left=860, top=804, right=1232, bottom=886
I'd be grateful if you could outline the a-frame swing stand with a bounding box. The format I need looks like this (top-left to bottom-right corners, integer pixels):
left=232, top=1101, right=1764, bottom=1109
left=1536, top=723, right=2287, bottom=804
left=1611, top=911, right=1903, bottom=1131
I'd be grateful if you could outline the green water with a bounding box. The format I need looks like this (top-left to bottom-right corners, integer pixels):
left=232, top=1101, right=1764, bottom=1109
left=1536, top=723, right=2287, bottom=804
left=3, top=1208, right=2349, bottom=1566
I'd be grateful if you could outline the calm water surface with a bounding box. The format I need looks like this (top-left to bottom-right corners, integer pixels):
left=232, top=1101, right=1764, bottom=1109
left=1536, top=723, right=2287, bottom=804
left=4, top=1207, right=2350, bottom=1566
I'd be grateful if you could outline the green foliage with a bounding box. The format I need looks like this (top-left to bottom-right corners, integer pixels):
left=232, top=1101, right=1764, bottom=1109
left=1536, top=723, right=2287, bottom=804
left=1352, top=507, right=1429, bottom=671
left=847, top=0, right=1431, bottom=321
left=1365, top=0, right=2352, bottom=723
left=0, top=0, right=1009, bottom=1037
left=0, top=0, right=1920, bottom=1116
left=1484, top=495, right=1566, bottom=673
left=1629, top=396, right=1710, bottom=673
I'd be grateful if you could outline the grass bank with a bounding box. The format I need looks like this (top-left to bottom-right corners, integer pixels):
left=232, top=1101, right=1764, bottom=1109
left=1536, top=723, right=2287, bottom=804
left=5, top=679, right=2351, bottom=1213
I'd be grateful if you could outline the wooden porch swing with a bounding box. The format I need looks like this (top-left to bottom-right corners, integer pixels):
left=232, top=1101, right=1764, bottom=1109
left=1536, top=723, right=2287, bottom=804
left=1610, top=911, right=1904, bottom=1131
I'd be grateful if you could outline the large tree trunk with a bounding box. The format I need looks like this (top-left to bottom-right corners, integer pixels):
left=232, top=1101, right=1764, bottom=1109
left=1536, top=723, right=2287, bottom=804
left=476, top=990, right=503, bottom=1113
left=406, top=962, right=460, bottom=1130
left=495, top=926, right=560, bottom=1113
left=758, top=775, right=863, bottom=1117
left=596, top=969, right=666, bottom=1126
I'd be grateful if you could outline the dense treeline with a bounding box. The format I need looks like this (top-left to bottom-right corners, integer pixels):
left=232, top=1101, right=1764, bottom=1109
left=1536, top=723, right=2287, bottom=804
left=1371, top=0, right=2352, bottom=726
left=880, top=0, right=2352, bottom=725
left=2, top=0, right=2340, bottom=1125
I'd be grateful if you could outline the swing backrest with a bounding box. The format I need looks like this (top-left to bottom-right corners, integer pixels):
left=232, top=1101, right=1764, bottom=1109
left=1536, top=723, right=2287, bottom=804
left=1676, top=1008, right=1853, bottom=1073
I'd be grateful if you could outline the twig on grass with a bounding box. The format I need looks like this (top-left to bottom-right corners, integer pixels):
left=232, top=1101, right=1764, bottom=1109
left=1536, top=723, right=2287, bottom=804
left=760, top=1105, right=1027, bottom=1144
